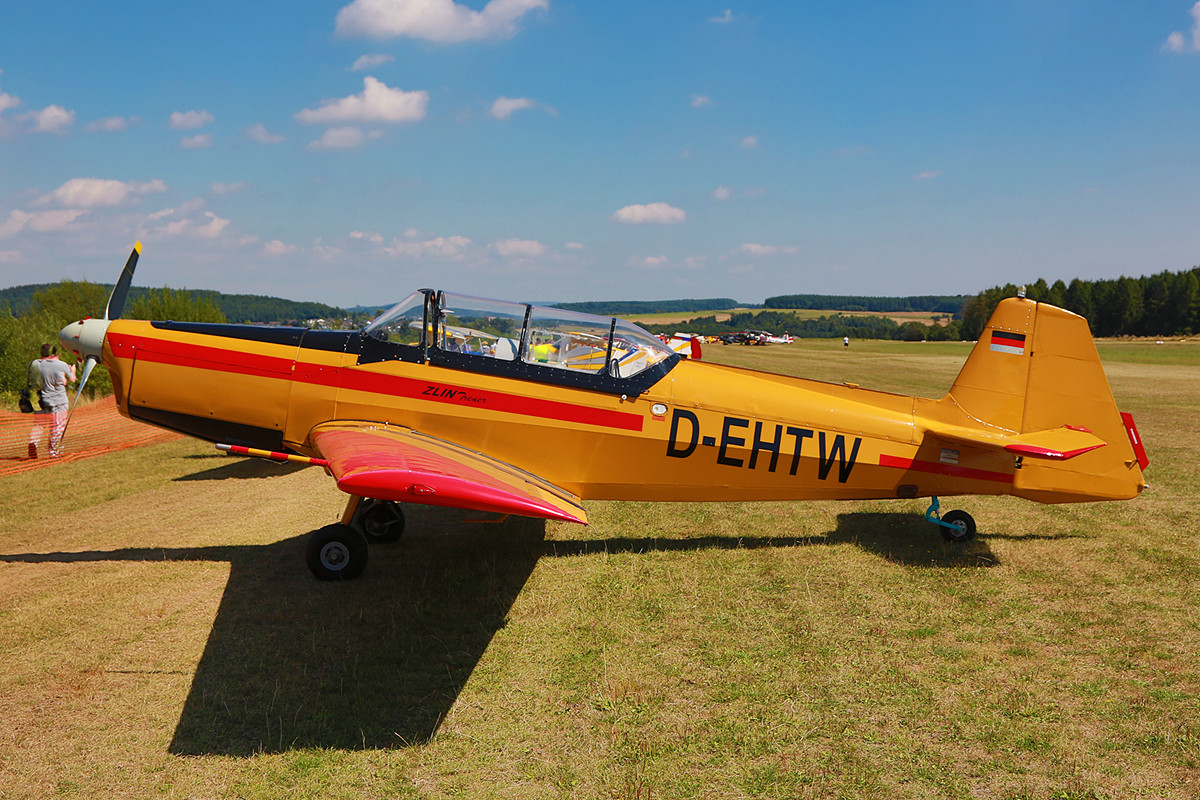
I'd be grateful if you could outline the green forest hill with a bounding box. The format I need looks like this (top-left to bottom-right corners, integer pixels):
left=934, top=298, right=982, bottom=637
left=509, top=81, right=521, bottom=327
left=0, top=283, right=351, bottom=326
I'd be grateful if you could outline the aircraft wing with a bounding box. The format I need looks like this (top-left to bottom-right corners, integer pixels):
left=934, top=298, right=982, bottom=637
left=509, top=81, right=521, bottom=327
left=926, top=422, right=1108, bottom=460
left=310, top=421, right=588, bottom=524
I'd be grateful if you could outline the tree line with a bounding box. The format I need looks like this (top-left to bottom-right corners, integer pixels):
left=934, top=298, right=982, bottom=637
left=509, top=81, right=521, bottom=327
left=959, top=268, right=1200, bottom=340
left=764, top=293, right=966, bottom=313
left=0, top=283, right=347, bottom=325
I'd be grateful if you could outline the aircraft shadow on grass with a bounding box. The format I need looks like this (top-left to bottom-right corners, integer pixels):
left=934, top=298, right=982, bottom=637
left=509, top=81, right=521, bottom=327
left=173, top=455, right=310, bottom=482
left=2, top=506, right=1042, bottom=756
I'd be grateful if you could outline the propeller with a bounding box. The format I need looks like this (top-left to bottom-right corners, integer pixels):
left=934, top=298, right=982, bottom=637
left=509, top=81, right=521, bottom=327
left=57, top=242, right=141, bottom=437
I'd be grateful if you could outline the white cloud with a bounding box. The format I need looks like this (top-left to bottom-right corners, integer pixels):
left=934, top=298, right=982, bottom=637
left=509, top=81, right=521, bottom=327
left=1163, top=2, right=1200, bottom=52
left=42, top=178, right=167, bottom=207
left=296, top=76, right=428, bottom=124
left=170, top=109, right=214, bottom=130
left=0, top=86, right=19, bottom=114
left=352, top=53, right=395, bottom=71
left=740, top=134, right=758, bottom=149
left=382, top=234, right=472, bottom=258
left=640, top=255, right=668, bottom=267
left=336, top=0, right=548, bottom=43
left=490, top=96, right=534, bottom=119
left=492, top=238, right=545, bottom=257
left=313, top=239, right=345, bottom=263
left=710, top=9, right=734, bottom=23
left=159, top=218, right=191, bottom=237
left=173, top=198, right=206, bottom=216
left=196, top=212, right=230, bottom=238
left=691, top=94, right=713, bottom=108
left=85, top=116, right=138, bottom=132
left=263, top=239, right=298, bottom=256
left=247, top=123, right=285, bottom=144
left=489, top=96, right=556, bottom=120
left=25, top=105, right=74, bottom=133
left=351, top=229, right=385, bottom=243
left=609, top=202, right=686, bottom=225
left=564, top=241, right=583, bottom=250
left=180, top=133, right=213, bottom=149
left=0, top=209, right=88, bottom=238
left=147, top=202, right=231, bottom=240
left=712, top=186, right=732, bottom=200
left=211, top=181, right=246, bottom=196
left=737, top=243, right=798, bottom=256
left=308, top=126, right=385, bottom=149
left=914, top=170, right=942, bottom=181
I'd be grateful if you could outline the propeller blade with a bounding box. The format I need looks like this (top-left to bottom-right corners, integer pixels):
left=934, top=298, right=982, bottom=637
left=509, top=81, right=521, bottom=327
left=104, top=241, right=141, bottom=320
left=59, top=355, right=97, bottom=444
left=73, top=356, right=98, bottom=407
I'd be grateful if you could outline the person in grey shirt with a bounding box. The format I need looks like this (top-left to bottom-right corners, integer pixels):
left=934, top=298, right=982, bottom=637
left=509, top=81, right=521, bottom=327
left=28, top=344, right=76, bottom=458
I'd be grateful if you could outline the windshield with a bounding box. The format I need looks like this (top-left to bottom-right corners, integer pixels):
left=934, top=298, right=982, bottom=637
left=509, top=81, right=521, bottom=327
left=364, top=290, right=675, bottom=378
left=363, top=291, right=426, bottom=345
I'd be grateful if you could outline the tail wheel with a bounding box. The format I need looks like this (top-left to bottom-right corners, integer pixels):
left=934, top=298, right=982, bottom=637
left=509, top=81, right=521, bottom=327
left=940, top=510, right=976, bottom=543
left=356, top=500, right=406, bottom=544
left=306, top=524, right=369, bottom=581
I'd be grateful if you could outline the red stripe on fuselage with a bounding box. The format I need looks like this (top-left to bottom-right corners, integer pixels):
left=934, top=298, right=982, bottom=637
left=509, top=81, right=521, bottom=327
left=108, top=332, right=644, bottom=432
left=338, top=370, right=644, bottom=431
left=110, top=332, right=294, bottom=378
left=878, top=454, right=1013, bottom=484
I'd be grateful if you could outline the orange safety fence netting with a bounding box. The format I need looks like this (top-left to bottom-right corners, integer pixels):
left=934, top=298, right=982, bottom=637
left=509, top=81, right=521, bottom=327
left=0, top=396, right=181, bottom=477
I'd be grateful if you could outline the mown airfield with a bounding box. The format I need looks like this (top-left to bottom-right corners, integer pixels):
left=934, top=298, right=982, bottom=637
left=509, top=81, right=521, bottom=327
left=1, top=335, right=1197, bottom=799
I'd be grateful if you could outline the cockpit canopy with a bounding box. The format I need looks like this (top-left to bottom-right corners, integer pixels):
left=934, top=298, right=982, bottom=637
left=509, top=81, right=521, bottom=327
left=364, top=290, right=675, bottom=379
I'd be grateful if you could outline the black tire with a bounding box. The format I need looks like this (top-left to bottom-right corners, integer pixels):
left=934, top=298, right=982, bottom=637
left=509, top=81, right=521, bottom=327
left=306, top=524, right=369, bottom=581
left=358, top=500, right=406, bottom=544
left=940, top=510, right=976, bottom=543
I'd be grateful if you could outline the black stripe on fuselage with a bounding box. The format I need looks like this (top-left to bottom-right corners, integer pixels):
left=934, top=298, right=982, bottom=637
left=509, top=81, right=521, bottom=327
left=129, top=405, right=286, bottom=451
left=150, top=322, right=362, bottom=354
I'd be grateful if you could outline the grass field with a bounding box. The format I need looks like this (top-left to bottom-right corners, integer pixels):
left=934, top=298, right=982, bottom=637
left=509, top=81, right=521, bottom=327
left=1, top=340, right=1197, bottom=799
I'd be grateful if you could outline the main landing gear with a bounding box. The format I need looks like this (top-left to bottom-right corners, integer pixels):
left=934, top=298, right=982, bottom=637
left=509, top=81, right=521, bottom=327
left=305, top=498, right=406, bottom=581
left=925, top=496, right=976, bottom=543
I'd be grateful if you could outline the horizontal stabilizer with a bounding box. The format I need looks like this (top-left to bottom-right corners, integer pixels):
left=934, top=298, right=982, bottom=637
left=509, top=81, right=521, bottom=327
left=1001, top=427, right=1107, bottom=460
left=928, top=422, right=1108, bottom=461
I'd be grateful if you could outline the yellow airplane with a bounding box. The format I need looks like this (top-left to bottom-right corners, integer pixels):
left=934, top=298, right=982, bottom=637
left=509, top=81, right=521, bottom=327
left=60, top=244, right=1149, bottom=580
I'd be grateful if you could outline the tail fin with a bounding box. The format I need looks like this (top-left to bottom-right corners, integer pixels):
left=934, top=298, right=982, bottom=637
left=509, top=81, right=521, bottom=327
left=940, top=297, right=1147, bottom=503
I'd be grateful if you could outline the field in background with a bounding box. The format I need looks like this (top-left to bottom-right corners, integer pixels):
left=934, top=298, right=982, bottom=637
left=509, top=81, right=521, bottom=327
left=0, top=340, right=1197, bottom=799
left=625, top=307, right=953, bottom=328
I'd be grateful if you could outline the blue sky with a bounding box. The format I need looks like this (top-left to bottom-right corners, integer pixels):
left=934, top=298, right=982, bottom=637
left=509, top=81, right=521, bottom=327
left=2, top=1, right=1200, bottom=306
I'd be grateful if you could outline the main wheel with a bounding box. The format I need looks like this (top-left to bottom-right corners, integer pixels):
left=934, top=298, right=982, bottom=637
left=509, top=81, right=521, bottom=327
left=357, top=500, right=406, bottom=544
left=306, top=524, right=369, bottom=581
left=940, top=510, right=976, bottom=543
